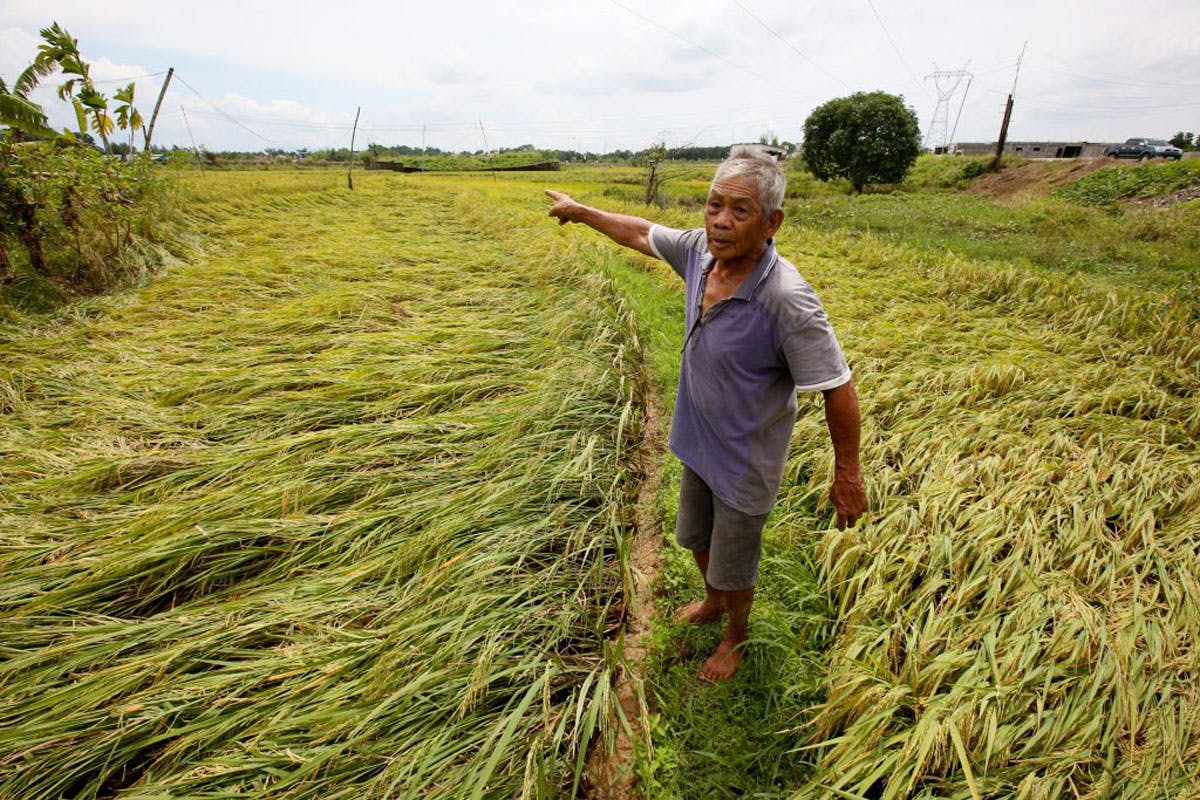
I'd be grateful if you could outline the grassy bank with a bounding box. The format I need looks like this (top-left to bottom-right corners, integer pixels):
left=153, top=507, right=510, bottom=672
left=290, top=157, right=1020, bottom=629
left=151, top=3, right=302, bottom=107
left=778, top=157, right=1200, bottom=294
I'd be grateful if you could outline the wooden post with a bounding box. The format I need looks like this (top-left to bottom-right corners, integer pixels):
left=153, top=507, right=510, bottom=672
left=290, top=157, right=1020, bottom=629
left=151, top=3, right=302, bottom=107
left=143, top=67, right=174, bottom=152
left=991, top=43, right=1026, bottom=172
left=348, top=106, right=360, bottom=190
left=992, top=94, right=1013, bottom=171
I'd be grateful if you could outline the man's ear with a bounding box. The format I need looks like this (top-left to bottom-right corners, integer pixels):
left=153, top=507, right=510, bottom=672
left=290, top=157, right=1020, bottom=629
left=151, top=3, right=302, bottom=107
left=766, top=208, right=784, bottom=238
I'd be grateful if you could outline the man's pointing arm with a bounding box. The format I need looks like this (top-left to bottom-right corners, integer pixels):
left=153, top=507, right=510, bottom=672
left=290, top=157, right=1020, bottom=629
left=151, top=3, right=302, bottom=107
left=544, top=190, right=656, bottom=257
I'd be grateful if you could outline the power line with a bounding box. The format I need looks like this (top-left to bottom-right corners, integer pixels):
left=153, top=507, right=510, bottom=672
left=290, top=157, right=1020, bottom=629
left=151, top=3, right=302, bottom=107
left=172, top=72, right=278, bottom=145
left=864, top=0, right=925, bottom=95
left=729, top=0, right=849, bottom=89
left=606, top=0, right=778, bottom=86
left=1011, top=96, right=1200, bottom=112
left=92, top=71, right=169, bottom=85
left=1027, top=54, right=1200, bottom=90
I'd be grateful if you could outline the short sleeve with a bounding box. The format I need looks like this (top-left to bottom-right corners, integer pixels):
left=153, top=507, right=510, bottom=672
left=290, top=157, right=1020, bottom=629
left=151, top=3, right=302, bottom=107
left=649, top=226, right=707, bottom=280
left=781, top=306, right=852, bottom=392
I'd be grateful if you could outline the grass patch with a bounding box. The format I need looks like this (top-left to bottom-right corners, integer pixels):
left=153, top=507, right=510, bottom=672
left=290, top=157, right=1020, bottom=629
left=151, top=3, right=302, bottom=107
left=1055, top=158, right=1200, bottom=204
left=784, top=189, right=1200, bottom=292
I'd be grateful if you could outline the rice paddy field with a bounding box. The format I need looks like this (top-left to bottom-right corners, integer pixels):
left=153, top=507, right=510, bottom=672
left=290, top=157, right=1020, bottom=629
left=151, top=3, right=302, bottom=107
left=1, top=171, right=642, bottom=798
left=3, top=160, right=1199, bottom=798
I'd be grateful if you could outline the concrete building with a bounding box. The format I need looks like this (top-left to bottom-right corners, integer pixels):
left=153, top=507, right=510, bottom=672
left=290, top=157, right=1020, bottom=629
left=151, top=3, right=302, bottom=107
left=950, top=141, right=1110, bottom=158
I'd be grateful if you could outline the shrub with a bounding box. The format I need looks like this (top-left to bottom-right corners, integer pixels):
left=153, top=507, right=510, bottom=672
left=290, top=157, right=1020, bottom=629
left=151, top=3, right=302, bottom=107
left=0, top=141, right=173, bottom=306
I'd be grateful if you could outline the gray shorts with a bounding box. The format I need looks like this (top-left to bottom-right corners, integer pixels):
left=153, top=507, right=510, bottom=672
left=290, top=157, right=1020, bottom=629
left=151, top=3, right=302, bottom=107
left=675, top=465, right=768, bottom=591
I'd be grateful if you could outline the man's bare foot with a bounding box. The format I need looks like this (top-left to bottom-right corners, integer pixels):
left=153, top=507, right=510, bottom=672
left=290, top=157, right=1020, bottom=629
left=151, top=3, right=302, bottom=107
left=699, top=638, right=743, bottom=682
left=675, top=600, right=723, bottom=624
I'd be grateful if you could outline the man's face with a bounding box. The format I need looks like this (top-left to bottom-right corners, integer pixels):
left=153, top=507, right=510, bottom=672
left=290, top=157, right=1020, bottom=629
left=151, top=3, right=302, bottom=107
left=704, top=175, right=783, bottom=268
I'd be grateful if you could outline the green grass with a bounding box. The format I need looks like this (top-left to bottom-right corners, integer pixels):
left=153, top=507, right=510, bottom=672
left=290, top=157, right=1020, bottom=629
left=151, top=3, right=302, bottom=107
left=373, top=150, right=561, bottom=171
left=781, top=191, right=1199, bottom=293
left=1054, top=158, right=1200, bottom=204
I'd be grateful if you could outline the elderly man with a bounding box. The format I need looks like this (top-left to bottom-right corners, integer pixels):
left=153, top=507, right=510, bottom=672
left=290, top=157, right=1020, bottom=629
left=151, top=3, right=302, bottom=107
left=545, top=147, right=866, bottom=681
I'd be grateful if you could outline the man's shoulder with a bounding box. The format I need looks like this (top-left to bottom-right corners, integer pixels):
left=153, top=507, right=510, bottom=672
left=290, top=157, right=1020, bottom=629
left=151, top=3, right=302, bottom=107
left=648, top=226, right=708, bottom=272
left=651, top=225, right=707, bottom=251
left=757, top=254, right=824, bottom=323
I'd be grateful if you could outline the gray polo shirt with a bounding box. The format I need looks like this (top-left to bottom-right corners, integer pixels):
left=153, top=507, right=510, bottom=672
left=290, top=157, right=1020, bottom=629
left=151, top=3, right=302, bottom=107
left=649, top=226, right=851, bottom=516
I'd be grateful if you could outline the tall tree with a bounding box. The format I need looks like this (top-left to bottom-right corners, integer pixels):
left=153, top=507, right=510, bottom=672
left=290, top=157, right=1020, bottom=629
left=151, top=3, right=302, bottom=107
left=802, top=91, right=921, bottom=193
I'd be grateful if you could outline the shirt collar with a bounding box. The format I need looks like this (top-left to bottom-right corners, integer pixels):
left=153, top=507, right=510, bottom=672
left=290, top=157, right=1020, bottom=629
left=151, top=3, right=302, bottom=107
left=733, top=237, right=778, bottom=301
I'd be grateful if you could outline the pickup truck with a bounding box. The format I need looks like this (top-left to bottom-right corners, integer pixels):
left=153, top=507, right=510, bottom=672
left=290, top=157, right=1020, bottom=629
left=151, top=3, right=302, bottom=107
left=1103, top=138, right=1183, bottom=160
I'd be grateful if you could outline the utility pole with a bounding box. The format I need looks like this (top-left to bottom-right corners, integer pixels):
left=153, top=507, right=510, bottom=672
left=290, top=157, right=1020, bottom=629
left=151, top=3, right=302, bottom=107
left=478, top=119, right=490, bottom=154
left=992, top=43, right=1026, bottom=171
left=479, top=120, right=496, bottom=181
left=348, top=106, right=361, bottom=190
left=143, top=67, right=174, bottom=152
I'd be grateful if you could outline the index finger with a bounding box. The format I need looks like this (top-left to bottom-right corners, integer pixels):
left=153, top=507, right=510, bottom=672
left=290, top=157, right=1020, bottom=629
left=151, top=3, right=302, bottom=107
left=544, top=189, right=565, bottom=201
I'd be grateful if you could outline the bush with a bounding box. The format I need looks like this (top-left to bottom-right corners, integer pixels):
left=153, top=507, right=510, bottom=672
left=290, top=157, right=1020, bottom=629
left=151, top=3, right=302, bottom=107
left=802, top=91, right=921, bottom=192
left=0, top=141, right=173, bottom=306
left=900, top=154, right=991, bottom=190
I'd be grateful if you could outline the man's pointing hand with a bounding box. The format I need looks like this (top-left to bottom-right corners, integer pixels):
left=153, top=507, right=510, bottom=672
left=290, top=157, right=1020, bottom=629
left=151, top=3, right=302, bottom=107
left=544, top=189, right=579, bottom=225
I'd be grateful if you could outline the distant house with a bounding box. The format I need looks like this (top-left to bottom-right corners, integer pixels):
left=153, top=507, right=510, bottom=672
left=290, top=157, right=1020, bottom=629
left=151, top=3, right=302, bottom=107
left=950, top=141, right=1109, bottom=159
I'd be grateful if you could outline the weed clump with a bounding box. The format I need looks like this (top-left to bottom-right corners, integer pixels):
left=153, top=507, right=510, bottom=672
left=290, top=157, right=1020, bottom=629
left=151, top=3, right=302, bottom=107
left=1055, top=159, right=1200, bottom=205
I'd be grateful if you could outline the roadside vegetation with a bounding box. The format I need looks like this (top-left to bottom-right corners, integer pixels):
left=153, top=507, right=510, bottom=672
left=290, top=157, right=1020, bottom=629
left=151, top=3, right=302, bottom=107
left=2, top=150, right=1197, bottom=798
left=782, top=155, right=1200, bottom=293
left=0, top=23, right=179, bottom=312
left=1053, top=158, right=1200, bottom=204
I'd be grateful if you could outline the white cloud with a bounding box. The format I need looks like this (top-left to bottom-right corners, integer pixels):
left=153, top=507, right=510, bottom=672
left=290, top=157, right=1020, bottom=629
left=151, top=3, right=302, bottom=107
left=3, top=1, right=1199, bottom=152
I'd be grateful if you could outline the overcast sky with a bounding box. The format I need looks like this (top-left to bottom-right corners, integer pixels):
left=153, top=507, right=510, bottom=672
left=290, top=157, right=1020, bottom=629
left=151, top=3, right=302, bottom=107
left=2, top=0, right=1197, bottom=154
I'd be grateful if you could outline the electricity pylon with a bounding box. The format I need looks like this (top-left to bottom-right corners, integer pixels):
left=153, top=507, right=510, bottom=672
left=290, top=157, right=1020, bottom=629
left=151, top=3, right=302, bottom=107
left=924, top=66, right=973, bottom=153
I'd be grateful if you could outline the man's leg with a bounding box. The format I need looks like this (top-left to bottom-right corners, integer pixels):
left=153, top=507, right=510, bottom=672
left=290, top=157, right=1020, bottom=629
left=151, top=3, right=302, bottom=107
left=700, top=586, right=754, bottom=682
left=675, top=468, right=722, bottom=624
left=673, top=465, right=766, bottom=680
left=675, top=550, right=722, bottom=623
left=696, top=495, right=766, bottom=682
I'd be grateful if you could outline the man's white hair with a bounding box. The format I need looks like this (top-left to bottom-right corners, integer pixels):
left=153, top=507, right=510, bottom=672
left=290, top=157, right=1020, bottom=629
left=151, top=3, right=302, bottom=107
left=711, top=146, right=787, bottom=215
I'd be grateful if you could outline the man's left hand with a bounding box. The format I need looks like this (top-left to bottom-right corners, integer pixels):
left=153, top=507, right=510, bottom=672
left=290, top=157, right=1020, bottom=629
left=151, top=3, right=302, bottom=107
left=830, top=472, right=867, bottom=530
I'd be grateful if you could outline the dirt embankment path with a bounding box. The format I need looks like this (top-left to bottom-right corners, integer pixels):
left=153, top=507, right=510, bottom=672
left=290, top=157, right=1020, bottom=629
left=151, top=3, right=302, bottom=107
left=965, top=156, right=1124, bottom=201
left=586, top=393, right=667, bottom=799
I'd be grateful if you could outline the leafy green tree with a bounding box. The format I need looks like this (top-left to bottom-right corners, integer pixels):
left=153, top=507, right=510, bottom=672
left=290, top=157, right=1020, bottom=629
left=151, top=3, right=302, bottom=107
left=1169, top=131, right=1194, bottom=150
left=18, top=22, right=112, bottom=150
left=113, top=82, right=143, bottom=153
left=802, top=91, right=921, bottom=193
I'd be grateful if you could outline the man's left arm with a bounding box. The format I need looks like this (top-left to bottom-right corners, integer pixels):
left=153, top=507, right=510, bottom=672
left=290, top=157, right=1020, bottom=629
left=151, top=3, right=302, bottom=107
left=822, top=378, right=867, bottom=530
